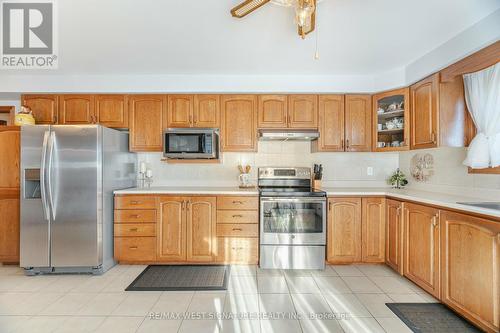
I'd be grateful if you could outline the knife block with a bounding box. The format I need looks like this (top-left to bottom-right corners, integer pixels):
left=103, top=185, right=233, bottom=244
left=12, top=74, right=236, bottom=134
left=312, top=179, right=322, bottom=190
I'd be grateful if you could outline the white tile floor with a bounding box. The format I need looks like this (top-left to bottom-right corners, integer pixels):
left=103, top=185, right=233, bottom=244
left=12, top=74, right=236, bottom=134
left=0, top=264, right=439, bottom=333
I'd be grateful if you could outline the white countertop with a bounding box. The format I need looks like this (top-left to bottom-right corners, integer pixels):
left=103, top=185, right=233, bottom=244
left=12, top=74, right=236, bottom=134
left=114, top=186, right=500, bottom=219
left=324, top=187, right=500, bottom=219
left=114, top=186, right=259, bottom=196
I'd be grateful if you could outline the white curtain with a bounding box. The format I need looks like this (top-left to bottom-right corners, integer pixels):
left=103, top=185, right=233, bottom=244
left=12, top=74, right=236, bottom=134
left=462, top=62, right=500, bottom=168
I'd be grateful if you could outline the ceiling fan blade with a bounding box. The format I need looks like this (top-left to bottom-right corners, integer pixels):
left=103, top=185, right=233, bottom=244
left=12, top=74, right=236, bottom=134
left=231, top=0, right=271, bottom=18
left=298, top=0, right=316, bottom=38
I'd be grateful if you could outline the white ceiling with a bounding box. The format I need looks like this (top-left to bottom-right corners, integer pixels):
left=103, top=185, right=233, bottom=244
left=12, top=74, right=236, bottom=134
left=16, top=0, right=500, bottom=76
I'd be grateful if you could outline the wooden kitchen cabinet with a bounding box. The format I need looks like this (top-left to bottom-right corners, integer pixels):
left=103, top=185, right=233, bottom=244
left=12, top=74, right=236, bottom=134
left=21, top=94, right=58, bottom=124
left=361, top=197, right=385, bottom=263
left=385, top=199, right=403, bottom=274
left=288, top=95, right=318, bottom=128
left=95, top=95, right=128, bottom=128
left=403, top=202, right=440, bottom=298
left=327, top=197, right=362, bottom=263
left=258, top=95, right=288, bottom=128
left=0, top=194, right=20, bottom=263
left=0, top=127, right=20, bottom=189
left=58, top=95, right=95, bottom=124
left=157, top=196, right=186, bottom=261
left=167, top=95, right=220, bottom=128
left=194, top=95, right=220, bottom=127
left=345, top=95, right=372, bottom=152
left=315, top=95, right=345, bottom=151
left=167, top=95, right=194, bottom=127
left=186, top=197, right=217, bottom=262
left=220, top=95, right=257, bottom=152
left=411, top=73, right=439, bottom=149
left=440, top=210, right=500, bottom=333
left=128, top=95, right=166, bottom=152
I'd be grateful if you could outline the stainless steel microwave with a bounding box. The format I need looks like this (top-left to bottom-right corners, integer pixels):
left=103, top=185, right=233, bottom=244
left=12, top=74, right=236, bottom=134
left=163, top=128, right=219, bottom=159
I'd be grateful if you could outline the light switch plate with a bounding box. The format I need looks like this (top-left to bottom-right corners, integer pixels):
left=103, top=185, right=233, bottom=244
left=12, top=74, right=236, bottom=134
left=367, top=167, right=374, bottom=176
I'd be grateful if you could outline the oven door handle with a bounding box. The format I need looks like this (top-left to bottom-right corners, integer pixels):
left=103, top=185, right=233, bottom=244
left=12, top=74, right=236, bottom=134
left=260, top=197, right=326, bottom=203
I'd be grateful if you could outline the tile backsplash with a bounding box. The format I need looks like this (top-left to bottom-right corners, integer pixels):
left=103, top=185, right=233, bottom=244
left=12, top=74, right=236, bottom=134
left=138, top=141, right=399, bottom=188
left=399, top=147, right=500, bottom=199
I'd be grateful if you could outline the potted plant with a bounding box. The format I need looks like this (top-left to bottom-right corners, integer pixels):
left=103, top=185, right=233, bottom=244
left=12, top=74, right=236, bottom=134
left=388, top=168, right=408, bottom=189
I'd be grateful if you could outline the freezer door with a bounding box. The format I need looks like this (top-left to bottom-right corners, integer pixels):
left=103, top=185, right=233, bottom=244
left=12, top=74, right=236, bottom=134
left=20, top=125, right=51, bottom=268
left=49, top=125, right=101, bottom=267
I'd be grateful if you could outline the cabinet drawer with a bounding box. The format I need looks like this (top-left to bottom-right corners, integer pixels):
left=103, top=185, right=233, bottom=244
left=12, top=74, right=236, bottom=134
left=217, top=224, right=258, bottom=237
left=217, top=196, right=258, bottom=210
left=115, top=196, right=156, bottom=209
left=217, top=210, right=258, bottom=224
left=114, top=237, right=156, bottom=262
left=216, top=237, right=258, bottom=264
left=114, top=223, right=155, bottom=237
left=114, top=209, right=156, bottom=223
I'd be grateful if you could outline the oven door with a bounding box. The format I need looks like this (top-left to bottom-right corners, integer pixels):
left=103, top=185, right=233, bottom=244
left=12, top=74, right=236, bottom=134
left=260, top=197, right=326, bottom=245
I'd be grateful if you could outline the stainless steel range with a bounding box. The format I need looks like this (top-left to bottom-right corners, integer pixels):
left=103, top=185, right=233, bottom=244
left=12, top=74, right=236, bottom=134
left=259, top=167, right=326, bottom=270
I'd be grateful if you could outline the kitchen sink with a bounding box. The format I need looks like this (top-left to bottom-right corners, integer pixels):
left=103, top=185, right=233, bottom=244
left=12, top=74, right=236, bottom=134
left=456, top=202, right=500, bottom=211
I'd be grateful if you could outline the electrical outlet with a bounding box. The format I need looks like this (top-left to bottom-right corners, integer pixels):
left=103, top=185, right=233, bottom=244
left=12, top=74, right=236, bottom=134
left=367, top=167, right=374, bottom=176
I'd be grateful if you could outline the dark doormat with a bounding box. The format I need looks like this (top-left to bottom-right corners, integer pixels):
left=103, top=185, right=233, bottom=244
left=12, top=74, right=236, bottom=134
left=125, top=265, right=230, bottom=291
left=386, top=303, right=481, bottom=333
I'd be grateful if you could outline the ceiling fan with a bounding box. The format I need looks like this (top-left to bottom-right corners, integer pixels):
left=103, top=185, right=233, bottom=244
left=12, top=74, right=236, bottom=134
left=231, top=0, right=317, bottom=39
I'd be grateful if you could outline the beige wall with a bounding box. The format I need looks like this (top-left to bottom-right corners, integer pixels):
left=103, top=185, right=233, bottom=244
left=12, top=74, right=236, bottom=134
left=399, top=147, right=500, bottom=200
left=138, top=142, right=399, bottom=188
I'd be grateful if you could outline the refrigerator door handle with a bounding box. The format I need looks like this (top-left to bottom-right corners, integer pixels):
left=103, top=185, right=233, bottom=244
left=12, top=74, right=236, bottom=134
left=40, top=130, right=50, bottom=221
left=47, top=131, right=56, bottom=220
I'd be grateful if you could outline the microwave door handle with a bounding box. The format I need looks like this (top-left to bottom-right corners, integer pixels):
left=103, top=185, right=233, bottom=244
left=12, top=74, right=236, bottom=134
left=201, top=135, right=206, bottom=153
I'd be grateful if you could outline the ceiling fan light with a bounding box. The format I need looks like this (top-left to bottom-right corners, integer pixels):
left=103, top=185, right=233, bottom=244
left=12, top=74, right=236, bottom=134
left=295, top=0, right=315, bottom=27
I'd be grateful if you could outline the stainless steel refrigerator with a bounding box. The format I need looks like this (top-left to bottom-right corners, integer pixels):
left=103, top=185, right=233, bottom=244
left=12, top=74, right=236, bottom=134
left=20, top=125, right=136, bottom=275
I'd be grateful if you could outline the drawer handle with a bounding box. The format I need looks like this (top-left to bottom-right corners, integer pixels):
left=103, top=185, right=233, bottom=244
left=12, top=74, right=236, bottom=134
left=129, top=228, right=138, bottom=232
left=231, top=247, right=244, bottom=251
left=129, top=246, right=138, bottom=250
left=232, top=228, right=243, bottom=231
left=130, top=214, right=141, bottom=218
left=232, top=200, right=243, bottom=204
left=130, top=201, right=141, bottom=205
left=232, top=214, right=243, bottom=218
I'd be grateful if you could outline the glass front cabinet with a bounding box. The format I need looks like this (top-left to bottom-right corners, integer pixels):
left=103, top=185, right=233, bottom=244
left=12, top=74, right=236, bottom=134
left=372, top=88, right=410, bottom=151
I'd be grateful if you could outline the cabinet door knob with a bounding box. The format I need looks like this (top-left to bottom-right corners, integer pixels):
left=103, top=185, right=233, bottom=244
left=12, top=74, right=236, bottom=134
left=129, top=228, right=138, bottom=232
left=129, top=246, right=138, bottom=250
left=130, top=214, right=140, bottom=218
left=232, top=214, right=243, bottom=218
left=232, top=228, right=243, bottom=231
left=232, top=200, right=243, bottom=205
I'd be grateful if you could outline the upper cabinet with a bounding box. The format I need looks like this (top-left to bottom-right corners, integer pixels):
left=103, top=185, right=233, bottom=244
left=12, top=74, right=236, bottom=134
left=410, top=73, right=439, bottom=149
left=258, top=95, right=288, bottom=128
left=220, top=95, right=257, bottom=152
left=373, top=88, right=410, bottom=151
left=194, top=95, right=220, bottom=128
left=258, top=95, right=317, bottom=129
left=167, top=95, right=220, bottom=128
left=288, top=95, right=318, bottom=129
left=316, top=95, right=345, bottom=151
left=167, top=95, right=193, bottom=128
left=21, top=94, right=58, bottom=124
left=129, top=95, right=166, bottom=152
left=345, top=95, right=372, bottom=152
left=313, top=94, right=371, bottom=152
left=95, top=95, right=128, bottom=128
left=58, top=95, right=95, bottom=125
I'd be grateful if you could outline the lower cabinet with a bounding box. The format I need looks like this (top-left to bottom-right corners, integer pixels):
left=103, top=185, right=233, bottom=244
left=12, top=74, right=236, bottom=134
left=157, top=196, right=217, bottom=262
left=186, top=197, right=217, bottom=262
left=362, top=197, right=385, bottom=262
left=0, top=194, right=20, bottom=263
left=327, top=197, right=385, bottom=264
left=216, top=237, right=259, bottom=264
left=385, top=199, right=403, bottom=273
left=327, top=197, right=362, bottom=263
left=440, top=210, right=500, bottom=333
left=403, top=202, right=440, bottom=298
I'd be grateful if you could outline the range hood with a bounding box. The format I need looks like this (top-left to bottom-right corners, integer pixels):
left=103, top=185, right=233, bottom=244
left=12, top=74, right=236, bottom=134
left=259, top=129, right=319, bottom=141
